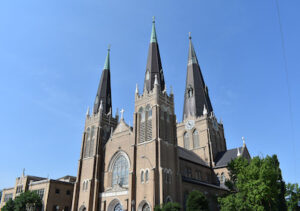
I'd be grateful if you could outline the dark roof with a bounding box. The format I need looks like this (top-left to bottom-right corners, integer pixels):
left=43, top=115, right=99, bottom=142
left=93, top=49, right=112, bottom=115
left=182, top=36, right=213, bottom=120
left=214, top=147, right=242, bottom=168
left=177, top=146, right=208, bottom=166
left=143, top=19, right=165, bottom=92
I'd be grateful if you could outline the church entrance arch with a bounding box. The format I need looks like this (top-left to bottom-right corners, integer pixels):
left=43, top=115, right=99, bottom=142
left=108, top=199, right=123, bottom=211
left=137, top=200, right=151, bottom=211
left=79, top=205, right=86, bottom=211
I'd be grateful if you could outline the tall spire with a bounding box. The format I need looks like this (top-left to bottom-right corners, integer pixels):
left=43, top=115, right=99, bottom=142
left=183, top=33, right=213, bottom=120
left=93, top=46, right=112, bottom=115
left=143, top=17, right=165, bottom=92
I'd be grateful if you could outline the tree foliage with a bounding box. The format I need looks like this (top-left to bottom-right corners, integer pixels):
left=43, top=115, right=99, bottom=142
left=218, top=155, right=287, bottom=211
left=2, top=191, right=42, bottom=211
left=285, top=183, right=300, bottom=211
left=186, top=190, right=209, bottom=211
left=2, top=198, right=15, bottom=211
left=154, top=202, right=181, bottom=211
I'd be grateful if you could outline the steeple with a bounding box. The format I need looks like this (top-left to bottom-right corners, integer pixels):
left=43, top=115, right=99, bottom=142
left=93, top=47, right=112, bottom=115
left=143, top=17, right=165, bottom=92
left=183, top=34, right=213, bottom=120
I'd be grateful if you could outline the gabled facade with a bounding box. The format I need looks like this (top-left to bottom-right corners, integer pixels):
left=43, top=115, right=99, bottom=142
left=72, top=19, right=250, bottom=211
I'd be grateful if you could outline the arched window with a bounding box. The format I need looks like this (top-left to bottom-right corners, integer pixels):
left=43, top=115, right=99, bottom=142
left=88, top=126, right=96, bottom=157
left=139, top=107, right=145, bottom=143
left=114, top=203, right=122, bottom=211
left=139, top=107, right=145, bottom=122
left=141, top=171, right=144, bottom=183
left=146, top=105, right=152, bottom=119
left=142, top=203, right=150, bottom=211
left=146, top=69, right=150, bottom=80
left=84, top=127, right=91, bottom=158
left=193, top=130, right=199, bottom=148
left=221, top=173, right=225, bottom=183
left=145, top=105, right=152, bottom=141
left=187, top=86, right=193, bottom=98
left=145, top=170, right=149, bottom=182
left=184, top=132, right=189, bottom=149
left=112, top=155, right=129, bottom=186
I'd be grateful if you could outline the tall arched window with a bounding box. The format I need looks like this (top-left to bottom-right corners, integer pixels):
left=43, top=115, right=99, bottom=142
left=145, top=170, right=149, bottom=182
left=145, top=105, right=152, bottom=141
left=193, top=130, right=199, bottom=148
left=84, top=127, right=91, bottom=158
left=112, top=155, right=129, bottom=186
left=89, top=126, right=96, bottom=157
left=139, top=107, right=145, bottom=143
left=184, top=132, right=189, bottom=149
left=141, top=171, right=144, bottom=183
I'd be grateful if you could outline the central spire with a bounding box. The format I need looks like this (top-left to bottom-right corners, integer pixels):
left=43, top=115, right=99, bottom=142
left=143, top=17, right=165, bottom=92
left=93, top=46, right=112, bottom=115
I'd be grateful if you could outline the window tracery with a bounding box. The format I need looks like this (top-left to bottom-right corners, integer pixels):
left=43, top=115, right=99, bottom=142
left=193, top=130, right=199, bottom=148
left=112, top=155, right=129, bottom=186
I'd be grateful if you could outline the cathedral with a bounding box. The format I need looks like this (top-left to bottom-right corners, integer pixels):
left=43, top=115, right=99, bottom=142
left=71, top=19, right=250, bottom=211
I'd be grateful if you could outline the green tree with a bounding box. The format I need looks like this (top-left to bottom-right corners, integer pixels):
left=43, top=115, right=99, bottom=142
left=186, top=190, right=208, bottom=211
left=14, top=191, right=43, bottom=211
left=285, top=183, right=300, bottom=211
left=2, top=198, right=15, bottom=211
left=154, top=202, right=181, bottom=211
left=218, top=155, right=287, bottom=211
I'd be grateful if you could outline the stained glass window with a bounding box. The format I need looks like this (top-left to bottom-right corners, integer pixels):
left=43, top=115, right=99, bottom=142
left=112, top=155, right=129, bottom=186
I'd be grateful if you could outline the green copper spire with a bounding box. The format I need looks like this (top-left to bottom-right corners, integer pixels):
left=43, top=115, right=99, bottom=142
left=103, top=45, right=110, bottom=70
left=150, top=16, right=157, bottom=43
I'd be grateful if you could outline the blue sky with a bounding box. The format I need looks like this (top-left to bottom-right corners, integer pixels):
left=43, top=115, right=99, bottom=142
left=0, top=0, right=299, bottom=189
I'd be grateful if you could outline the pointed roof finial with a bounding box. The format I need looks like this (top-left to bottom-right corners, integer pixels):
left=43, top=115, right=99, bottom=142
left=242, top=136, right=246, bottom=147
left=150, top=17, right=157, bottom=43
left=189, top=32, right=192, bottom=40
left=135, top=84, right=139, bottom=94
left=22, top=168, right=25, bottom=177
left=86, top=106, right=90, bottom=116
left=237, top=148, right=241, bottom=156
left=104, top=45, right=110, bottom=70
left=170, top=85, right=173, bottom=95
left=120, top=108, right=125, bottom=120
left=203, top=104, right=208, bottom=115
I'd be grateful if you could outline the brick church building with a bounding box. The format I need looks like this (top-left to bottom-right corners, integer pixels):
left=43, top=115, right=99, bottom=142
left=71, top=19, right=250, bottom=211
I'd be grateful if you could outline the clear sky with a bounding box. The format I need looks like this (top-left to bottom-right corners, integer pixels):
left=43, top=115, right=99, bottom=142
left=0, top=0, right=299, bottom=189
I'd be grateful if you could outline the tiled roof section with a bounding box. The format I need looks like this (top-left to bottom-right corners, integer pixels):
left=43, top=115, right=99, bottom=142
left=214, top=147, right=242, bottom=167
left=177, top=146, right=208, bottom=166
